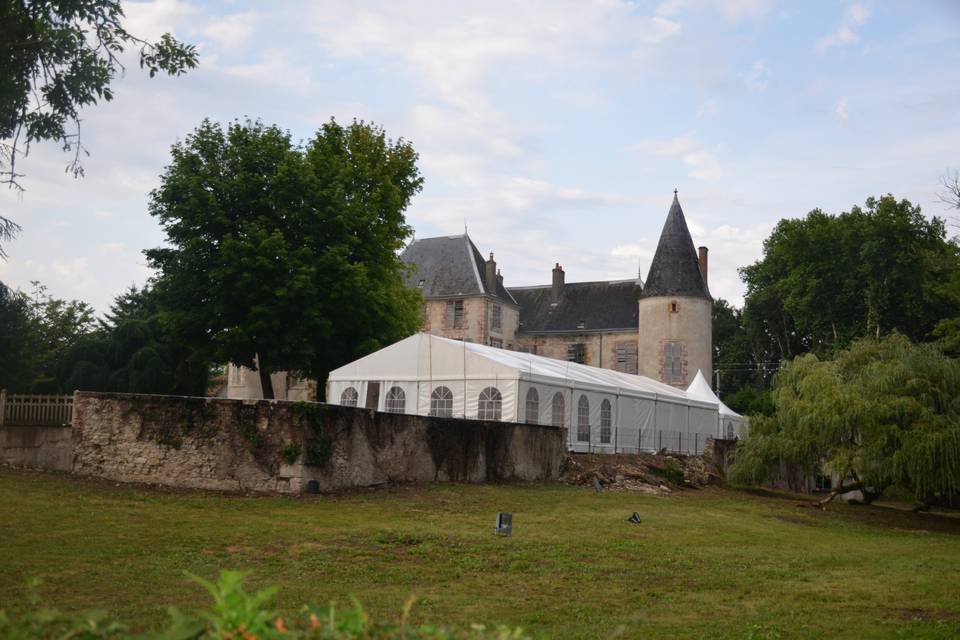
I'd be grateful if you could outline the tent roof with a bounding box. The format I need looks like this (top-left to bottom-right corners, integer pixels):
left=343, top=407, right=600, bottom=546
left=329, top=333, right=718, bottom=408
left=686, top=370, right=742, bottom=417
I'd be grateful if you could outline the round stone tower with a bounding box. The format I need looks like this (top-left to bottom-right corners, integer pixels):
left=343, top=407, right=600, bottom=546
left=637, top=192, right=713, bottom=388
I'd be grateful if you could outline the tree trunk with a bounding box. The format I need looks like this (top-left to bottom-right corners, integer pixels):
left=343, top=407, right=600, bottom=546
left=315, top=371, right=328, bottom=402
left=818, top=481, right=866, bottom=509
left=256, top=354, right=274, bottom=400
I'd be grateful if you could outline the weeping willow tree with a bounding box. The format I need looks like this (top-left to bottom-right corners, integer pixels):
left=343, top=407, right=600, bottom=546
left=730, top=334, right=960, bottom=508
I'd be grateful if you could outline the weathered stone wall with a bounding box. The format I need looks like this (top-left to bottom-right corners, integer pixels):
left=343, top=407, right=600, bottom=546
left=421, top=296, right=521, bottom=348
left=0, top=424, right=73, bottom=470
left=637, top=295, right=712, bottom=388
left=514, top=330, right=638, bottom=373
left=71, top=392, right=565, bottom=494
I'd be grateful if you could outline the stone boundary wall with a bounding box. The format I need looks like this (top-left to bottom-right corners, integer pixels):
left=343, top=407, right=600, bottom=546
left=69, top=392, right=566, bottom=494
left=0, top=424, right=73, bottom=470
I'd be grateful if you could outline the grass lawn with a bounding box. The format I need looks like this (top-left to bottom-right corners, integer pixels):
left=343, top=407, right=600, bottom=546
left=1, top=468, right=959, bottom=639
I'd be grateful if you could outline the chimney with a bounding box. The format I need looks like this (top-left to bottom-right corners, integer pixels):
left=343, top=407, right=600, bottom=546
left=485, top=252, right=497, bottom=293
left=698, top=246, right=708, bottom=287
left=552, top=263, right=565, bottom=301
left=497, top=268, right=504, bottom=287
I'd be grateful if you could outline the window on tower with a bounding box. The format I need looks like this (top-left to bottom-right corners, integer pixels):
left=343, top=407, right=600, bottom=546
left=663, top=341, right=683, bottom=383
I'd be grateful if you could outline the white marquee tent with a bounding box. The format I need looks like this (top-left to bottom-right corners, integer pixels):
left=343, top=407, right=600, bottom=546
left=685, top=371, right=749, bottom=440
left=327, top=333, right=730, bottom=454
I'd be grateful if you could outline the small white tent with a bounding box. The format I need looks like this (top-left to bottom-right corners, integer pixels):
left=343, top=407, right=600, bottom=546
left=686, top=370, right=749, bottom=439
left=327, top=333, right=723, bottom=454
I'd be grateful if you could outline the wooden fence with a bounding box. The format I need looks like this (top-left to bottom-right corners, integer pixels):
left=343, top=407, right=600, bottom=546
left=0, top=391, right=73, bottom=427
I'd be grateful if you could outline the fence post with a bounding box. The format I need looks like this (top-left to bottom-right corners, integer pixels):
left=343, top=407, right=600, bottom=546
left=0, top=389, right=5, bottom=426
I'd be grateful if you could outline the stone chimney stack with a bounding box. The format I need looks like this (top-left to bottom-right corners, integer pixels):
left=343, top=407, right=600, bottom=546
left=485, top=253, right=497, bottom=292
left=552, top=263, right=565, bottom=301
left=698, top=246, right=708, bottom=287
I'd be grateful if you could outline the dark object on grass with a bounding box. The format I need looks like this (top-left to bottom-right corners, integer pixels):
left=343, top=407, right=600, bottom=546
left=495, top=512, right=513, bottom=536
left=594, top=478, right=603, bottom=494
left=627, top=512, right=642, bottom=524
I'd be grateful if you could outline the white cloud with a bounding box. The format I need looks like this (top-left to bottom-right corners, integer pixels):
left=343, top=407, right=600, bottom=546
left=745, top=59, right=770, bottom=92
left=655, top=0, right=774, bottom=22
left=835, top=97, right=850, bottom=123
left=99, top=242, right=127, bottom=254
left=697, top=98, right=718, bottom=117
left=816, top=4, right=872, bottom=53
left=202, top=11, right=260, bottom=52
left=631, top=135, right=724, bottom=181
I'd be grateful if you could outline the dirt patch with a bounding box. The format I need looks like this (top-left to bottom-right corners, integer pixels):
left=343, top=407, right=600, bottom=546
left=560, top=450, right=724, bottom=493
left=893, top=608, right=960, bottom=622
left=769, top=515, right=817, bottom=526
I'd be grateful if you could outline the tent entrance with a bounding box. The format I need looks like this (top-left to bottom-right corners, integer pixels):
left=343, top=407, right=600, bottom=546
left=365, top=382, right=380, bottom=410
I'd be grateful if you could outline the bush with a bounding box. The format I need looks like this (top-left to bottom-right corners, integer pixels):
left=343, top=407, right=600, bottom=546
left=0, top=571, right=531, bottom=639
left=663, top=459, right=684, bottom=485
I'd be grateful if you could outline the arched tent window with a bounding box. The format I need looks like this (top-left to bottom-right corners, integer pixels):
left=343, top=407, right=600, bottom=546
left=340, top=387, right=359, bottom=407
left=551, top=393, right=565, bottom=427
left=430, top=386, right=454, bottom=417
left=577, top=395, right=590, bottom=442
left=725, top=420, right=735, bottom=439
left=600, top=399, right=612, bottom=444
left=478, top=387, right=502, bottom=421
left=384, top=386, right=406, bottom=413
left=525, top=388, right=539, bottom=424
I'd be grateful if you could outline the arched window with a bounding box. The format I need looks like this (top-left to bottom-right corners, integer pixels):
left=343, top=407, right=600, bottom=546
left=725, top=420, right=735, bottom=439
left=600, top=399, right=612, bottom=444
left=577, top=395, right=590, bottom=442
left=551, top=393, right=565, bottom=427
left=340, top=387, right=359, bottom=408
left=525, top=388, right=539, bottom=425
left=430, top=386, right=454, bottom=417
left=384, top=386, right=406, bottom=413
left=478, top=387, right=502, bottom=421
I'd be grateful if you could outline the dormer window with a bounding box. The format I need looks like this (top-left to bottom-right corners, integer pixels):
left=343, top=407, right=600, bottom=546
left=417, top=279, right=425, bottom=288
left=577, top=320, right=585, bottom=329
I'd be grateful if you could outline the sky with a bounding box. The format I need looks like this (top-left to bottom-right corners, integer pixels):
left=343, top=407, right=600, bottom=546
left=2, top=0, right=959, bottom=314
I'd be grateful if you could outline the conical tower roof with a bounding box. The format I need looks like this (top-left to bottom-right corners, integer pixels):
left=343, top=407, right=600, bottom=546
left=641, top=192, right=711, bottom=299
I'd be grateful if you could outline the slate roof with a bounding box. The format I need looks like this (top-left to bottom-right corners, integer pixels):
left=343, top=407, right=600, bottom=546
left=400, top=234, right=518, bottom=304
left=508, top=280, right=641, bottom=333
left=641, top=194, right=711, bottom=300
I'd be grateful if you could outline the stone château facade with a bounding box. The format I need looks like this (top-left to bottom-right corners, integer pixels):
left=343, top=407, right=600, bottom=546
left=399, top=192, right=712, bottom=388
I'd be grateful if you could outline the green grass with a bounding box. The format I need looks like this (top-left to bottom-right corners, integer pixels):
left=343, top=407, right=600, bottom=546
left=1, top=468, right=959, bottom=640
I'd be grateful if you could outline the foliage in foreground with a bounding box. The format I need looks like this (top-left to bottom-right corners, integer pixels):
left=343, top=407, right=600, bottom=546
left=730, top=334, right=960, bottom=506
left=0, top=571, right=529, bottom=640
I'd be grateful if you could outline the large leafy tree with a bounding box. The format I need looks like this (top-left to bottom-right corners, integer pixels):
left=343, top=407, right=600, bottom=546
left=0, top=280, right=96, bottom=392
left=740, top=195, right=960, bottom=361
left=146, top=118, right=423, bottom=399
left=0, top=281, right=37, bottom=391
left=730, top=334, right=960, bottom=508
left=0, top=0, right=198, bottom=256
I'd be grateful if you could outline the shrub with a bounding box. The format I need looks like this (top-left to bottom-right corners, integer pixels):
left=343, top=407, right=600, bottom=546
left=0, top=571, right=532, bottom=639
left=663, top=459, right=684, bottom=486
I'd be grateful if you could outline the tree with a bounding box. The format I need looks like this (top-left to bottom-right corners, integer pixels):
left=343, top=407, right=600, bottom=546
left=0, top=281, right=37, bottom=391
left=57, top=285, right=208, bottom=395
left=730, top=334, right=960, bottom=509
left=0, top=0, right=198, bottom=256
left=739, top=195, right=960, bottom=361
left=146, top=118, right=423, bottom=399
